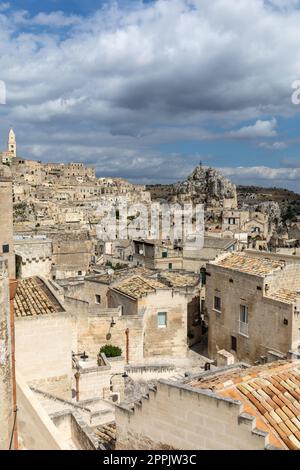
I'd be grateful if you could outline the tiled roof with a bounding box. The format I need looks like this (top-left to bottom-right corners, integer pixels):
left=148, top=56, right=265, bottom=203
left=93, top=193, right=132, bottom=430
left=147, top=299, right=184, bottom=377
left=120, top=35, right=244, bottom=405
left=14, top=277, right=65, bottom=317
left=88, top=267, right=155, bottom=285
left=212, top=253, right=285, bottom=276
left=158, top=271, right=200, bottom=288
left=189, top=361, right=300, bottom=450
left=95, top=422, right=116, bottom=450
left=267, top=288, right=300, bottom=304
left=112, top=275, right=166, bottom=299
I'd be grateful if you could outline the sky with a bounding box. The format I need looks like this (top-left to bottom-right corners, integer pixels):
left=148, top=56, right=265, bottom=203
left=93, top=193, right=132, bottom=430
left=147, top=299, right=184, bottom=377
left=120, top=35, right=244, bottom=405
left=1, top=1, right=300, bottom=190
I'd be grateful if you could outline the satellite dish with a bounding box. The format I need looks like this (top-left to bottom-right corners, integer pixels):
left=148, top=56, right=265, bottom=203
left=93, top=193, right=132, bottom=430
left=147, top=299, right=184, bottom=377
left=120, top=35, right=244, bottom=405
left=107, top=269, right=114, bottom=275
left=139, top=250, right=144, bottom=255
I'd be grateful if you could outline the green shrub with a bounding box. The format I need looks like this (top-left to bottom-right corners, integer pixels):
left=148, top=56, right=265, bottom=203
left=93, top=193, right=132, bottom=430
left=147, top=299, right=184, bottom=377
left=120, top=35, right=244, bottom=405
left=100, top=344, right=122, bottom=358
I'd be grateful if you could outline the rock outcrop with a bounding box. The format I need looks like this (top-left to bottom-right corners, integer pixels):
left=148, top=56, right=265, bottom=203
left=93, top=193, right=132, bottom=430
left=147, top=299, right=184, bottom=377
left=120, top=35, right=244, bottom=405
left=175, top=165, right=237, bottom=206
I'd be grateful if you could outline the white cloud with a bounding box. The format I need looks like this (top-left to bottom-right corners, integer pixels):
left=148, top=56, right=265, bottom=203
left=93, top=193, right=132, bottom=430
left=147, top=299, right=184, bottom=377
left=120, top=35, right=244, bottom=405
left=228, top=119, right=277, bottom=139
left=13, top=10, right=81, bottom=28
left=258, top=141, right=287, bottom=150
left=0, top=1, right=300, bottom=183
left=220, top=165, right=300, bottom=181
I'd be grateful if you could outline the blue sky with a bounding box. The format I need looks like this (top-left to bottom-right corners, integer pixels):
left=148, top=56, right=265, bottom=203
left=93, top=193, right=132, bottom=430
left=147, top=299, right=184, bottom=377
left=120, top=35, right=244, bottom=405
left=1, top=0, right=300, bottom=190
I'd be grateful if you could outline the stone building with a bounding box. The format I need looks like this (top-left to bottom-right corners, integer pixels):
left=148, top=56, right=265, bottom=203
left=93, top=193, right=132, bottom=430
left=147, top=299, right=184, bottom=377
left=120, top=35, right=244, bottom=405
left=12, top=157, right=43, bottom=185
left=14, top=276, right=72, bottom=399
left=222, top=209, right=270, bottom=249
left=68, top=270, right=192, bottom=362
left=206, top=251, right=300, bottom=363
left=182, top=235, right=237, bottom=273
left=116, top=360, right=300, bottom=450
left=14, top=237, right=52, bottom=279
left=0, top=259, right=14, bottom=450
left=108, top=275, right=188, bottom=359
left=133, top=239, right=183, bottom=270
left=51, top=239, right=95, bottom=280
left=1, top=128, right=17, bottom=164
left=0, top=165, right=15, bottom=277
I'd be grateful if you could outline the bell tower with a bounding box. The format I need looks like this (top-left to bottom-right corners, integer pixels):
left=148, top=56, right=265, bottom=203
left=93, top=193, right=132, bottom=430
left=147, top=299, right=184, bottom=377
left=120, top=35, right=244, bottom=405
left=7, top=128, right=16, bottom=159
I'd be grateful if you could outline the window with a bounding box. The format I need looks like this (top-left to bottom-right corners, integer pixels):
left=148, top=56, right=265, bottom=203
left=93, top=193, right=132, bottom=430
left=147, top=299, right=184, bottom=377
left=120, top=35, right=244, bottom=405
left=168, top=263, right=173, bottom=271
left=231, top=336, right=237, bottom=352
left=78, top=271, right=82, bottom=276
left=214, top=296, right=221, bottom=312
left=239, top=305, right=249, bottom=336
left=228, top=218, right=236, bottom=225
left=157, top=312, right=167, bottom=328
left=2, top=244, right=9, bottom=254
left=162, top=251, right=168, bottom=258
left=200, top=268, right=206, bottom=285
left=95, top=295, right=101, bottom=305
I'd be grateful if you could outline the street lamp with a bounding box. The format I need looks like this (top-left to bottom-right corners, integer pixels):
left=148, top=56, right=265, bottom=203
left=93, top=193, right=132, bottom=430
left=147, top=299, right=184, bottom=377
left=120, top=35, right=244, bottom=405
left=110, top=372, right=129, bottom=391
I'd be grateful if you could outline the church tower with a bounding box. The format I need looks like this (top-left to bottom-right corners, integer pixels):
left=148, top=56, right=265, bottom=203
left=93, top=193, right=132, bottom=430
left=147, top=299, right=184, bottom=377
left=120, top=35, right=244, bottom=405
left=7, top=128, right=16, bottom=159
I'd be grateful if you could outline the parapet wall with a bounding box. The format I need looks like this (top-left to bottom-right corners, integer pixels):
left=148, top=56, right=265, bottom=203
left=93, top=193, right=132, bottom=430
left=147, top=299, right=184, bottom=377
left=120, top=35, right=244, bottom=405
left=116, top=380, right=268, bottom=450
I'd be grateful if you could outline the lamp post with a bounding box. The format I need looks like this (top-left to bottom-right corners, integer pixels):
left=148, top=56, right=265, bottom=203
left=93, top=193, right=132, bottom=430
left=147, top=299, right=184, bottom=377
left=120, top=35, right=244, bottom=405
left=72, top=352, right=89, bottom=402
left=74, top=369, right=81, bottom=402
left=109, top=372, right=129, bottom=392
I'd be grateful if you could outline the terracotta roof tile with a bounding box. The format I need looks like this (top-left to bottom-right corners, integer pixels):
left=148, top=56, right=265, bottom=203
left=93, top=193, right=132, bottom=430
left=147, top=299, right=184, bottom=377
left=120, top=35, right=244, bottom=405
left=212, top=253, right=285, bottom=276
left=112, top=275, right=166, bottom=299
left=189, top=361, right=300, bottom=450
left=14, top=277, right=65, bottom=317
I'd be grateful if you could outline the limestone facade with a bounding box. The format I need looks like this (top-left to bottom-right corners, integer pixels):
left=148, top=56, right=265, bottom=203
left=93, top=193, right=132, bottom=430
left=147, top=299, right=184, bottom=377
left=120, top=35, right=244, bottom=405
left=207, top=251, right=300, bottom=363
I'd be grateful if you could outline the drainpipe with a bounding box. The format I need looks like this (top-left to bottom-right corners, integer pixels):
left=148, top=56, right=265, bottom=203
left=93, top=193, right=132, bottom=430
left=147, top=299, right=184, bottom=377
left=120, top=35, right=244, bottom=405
left=74, top=370, right=80, bottom=402
left=9, top=279, right=18, bottom=451
left=125, top=328, right=129, bottom=364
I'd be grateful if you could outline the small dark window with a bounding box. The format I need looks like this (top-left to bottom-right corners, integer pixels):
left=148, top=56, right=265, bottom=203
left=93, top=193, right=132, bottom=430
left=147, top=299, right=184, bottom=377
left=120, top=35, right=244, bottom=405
left=168, top=263, right=173, bottom=271
left=257, top=286, right=262, bottom=291
left=284, top=318, right=288, bottom=326
left=78, top=271, right=82, bottom=276
left=229, top=278, right=234, bottom=283
left=2, top=244, right=9, bottom=254
left=214, top=296, right=221, bottom=312
left=231, top=336, right=237, bottom=352
left=95, top=295, right=101, bottom=304
left=200, top=268, right=206, bottom=285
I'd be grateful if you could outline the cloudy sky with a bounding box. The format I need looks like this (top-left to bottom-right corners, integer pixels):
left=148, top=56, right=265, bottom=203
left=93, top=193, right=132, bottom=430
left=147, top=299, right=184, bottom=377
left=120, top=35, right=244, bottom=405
left=1, top=0, right=300, bottom=190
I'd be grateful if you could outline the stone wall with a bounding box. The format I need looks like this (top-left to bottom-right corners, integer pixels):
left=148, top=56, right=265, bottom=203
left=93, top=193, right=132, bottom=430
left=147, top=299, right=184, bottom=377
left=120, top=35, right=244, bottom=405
left=17, top=373, right=70, bottom=450
left=116, top=380, right=268, bottom=450
left=15, top=239, right=52, bottom=278
left=0, top=259, right=13, bottom=450
left=108, top=289, right=188, bottom=359
left=15, top=314, right=73, bottom=399
left=75, top=311, right=144, bottom=363
left=63, top=280, right=110, bottom=309
left=206, top=265, right=295, bottom=363
left=52, top=240, right=94, bottom=272
left=140, top=290, right=188, bottom=358
left=0, top=167, right=15, bottom=277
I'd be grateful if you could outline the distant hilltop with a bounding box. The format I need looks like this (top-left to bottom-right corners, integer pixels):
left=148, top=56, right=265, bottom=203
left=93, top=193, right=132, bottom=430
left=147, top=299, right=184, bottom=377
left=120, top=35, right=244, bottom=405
left=147, top=164, right=238, bottom=210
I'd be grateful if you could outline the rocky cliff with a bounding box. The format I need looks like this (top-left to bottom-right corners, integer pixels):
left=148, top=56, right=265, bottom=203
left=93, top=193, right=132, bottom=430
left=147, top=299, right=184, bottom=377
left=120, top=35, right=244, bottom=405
left=148, top=164, right=237, bottom=208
